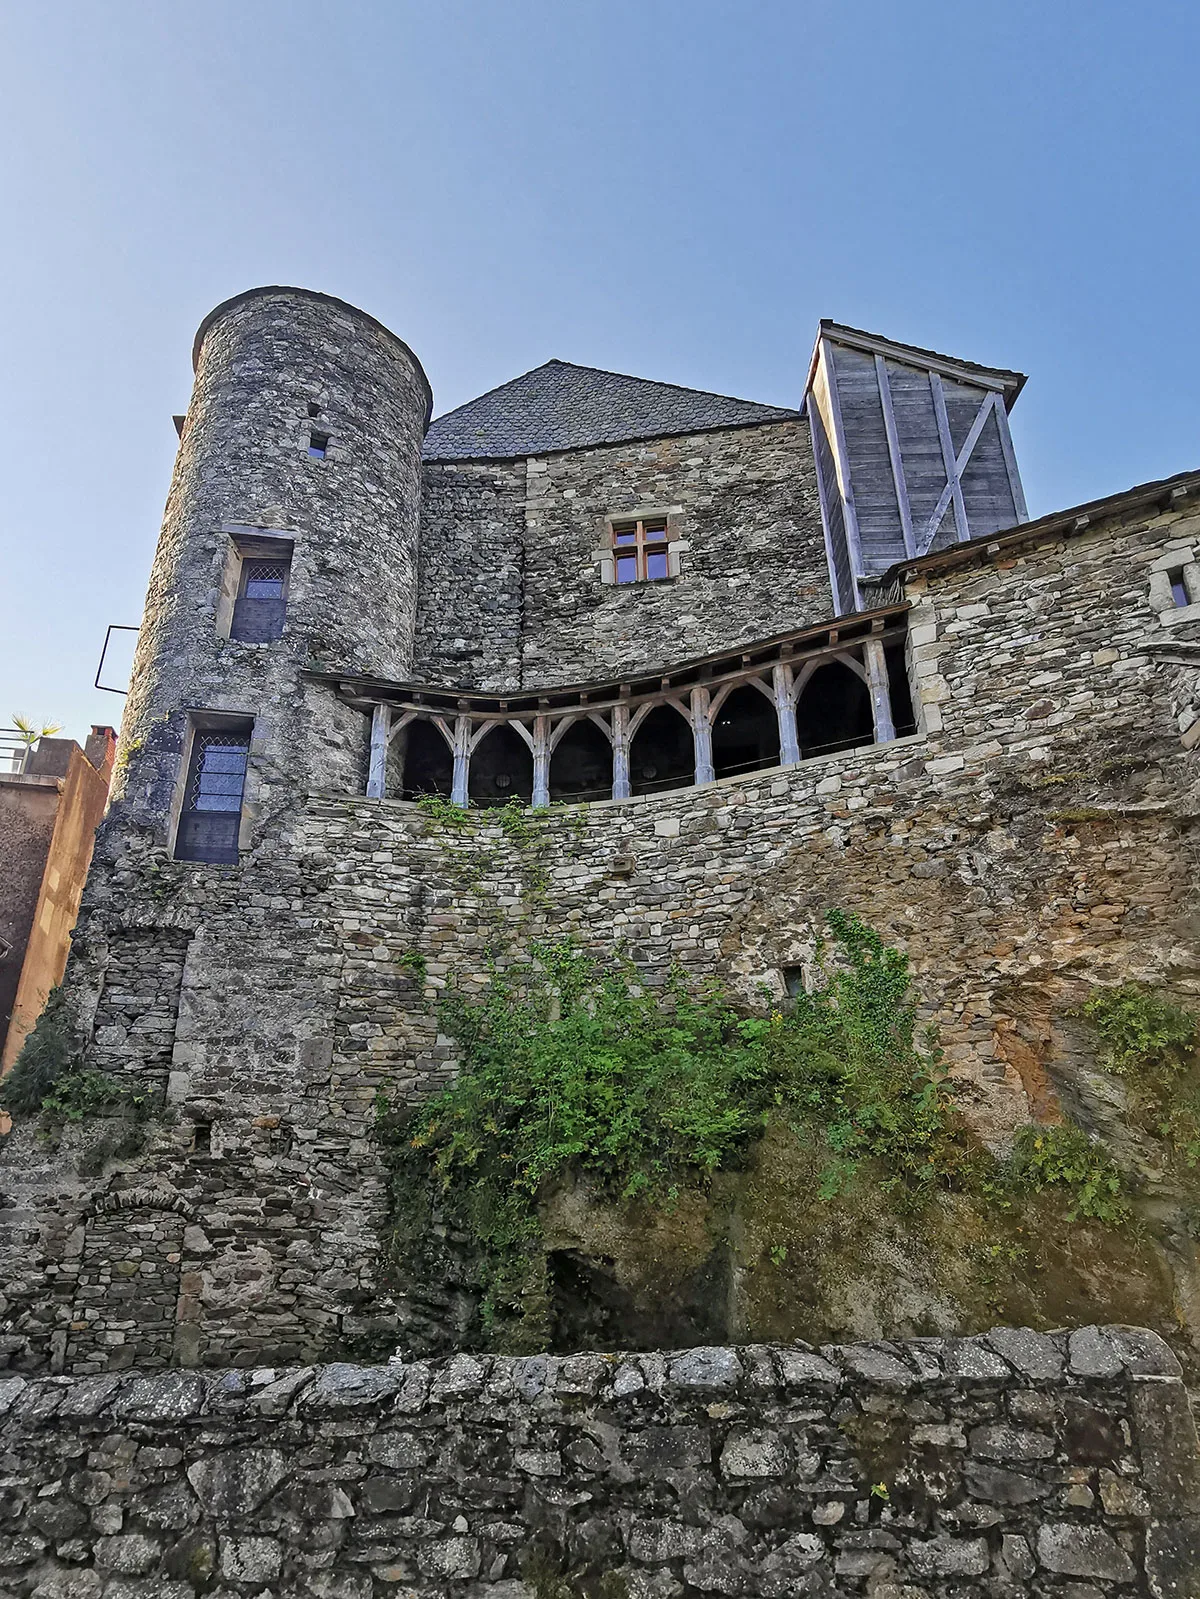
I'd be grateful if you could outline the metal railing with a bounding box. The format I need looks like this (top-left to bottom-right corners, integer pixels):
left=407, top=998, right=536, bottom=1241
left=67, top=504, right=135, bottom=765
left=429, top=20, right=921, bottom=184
left=0, top=730, right=34, bottom=776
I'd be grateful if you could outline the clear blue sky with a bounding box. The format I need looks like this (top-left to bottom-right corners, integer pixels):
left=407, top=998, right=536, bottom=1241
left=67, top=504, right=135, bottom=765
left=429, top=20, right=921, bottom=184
left=3, top=1, right=1198, bottom=742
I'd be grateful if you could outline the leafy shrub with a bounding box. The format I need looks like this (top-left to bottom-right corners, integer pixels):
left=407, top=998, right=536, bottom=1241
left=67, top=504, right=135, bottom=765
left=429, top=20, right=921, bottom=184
left=0, top=988, right=141, bottom=1125
left=0, top=988, right=82, bottom=1115
left=1008, top=1122, right=1131, bottom=1224
left=378, top=912, right=962, bottom=1343
left=1081, top=983, right=1200, bottom=1166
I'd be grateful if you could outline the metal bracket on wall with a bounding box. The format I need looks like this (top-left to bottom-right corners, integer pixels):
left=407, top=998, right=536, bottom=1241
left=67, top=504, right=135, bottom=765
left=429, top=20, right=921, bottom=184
left=95, top=624, right=141, bottom=695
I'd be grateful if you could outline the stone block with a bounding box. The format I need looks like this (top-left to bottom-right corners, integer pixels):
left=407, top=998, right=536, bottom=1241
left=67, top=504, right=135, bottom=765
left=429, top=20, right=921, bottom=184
left=1036, top=1522, right=1136, bottom=1580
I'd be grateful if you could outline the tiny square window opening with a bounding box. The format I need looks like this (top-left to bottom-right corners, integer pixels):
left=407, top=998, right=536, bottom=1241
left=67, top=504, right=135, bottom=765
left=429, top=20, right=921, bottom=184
left=611, top=517, right=670, bottom=584
left=1169, top=568, right=1191, bottom=608
left=309, top=431, right=329, bottom=459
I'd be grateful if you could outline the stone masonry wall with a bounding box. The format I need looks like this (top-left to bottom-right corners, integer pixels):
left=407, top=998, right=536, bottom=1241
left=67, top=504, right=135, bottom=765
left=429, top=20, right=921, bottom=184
left=414, top=460, right=528, bottom=691
left=412, top=420, right=832, bottom=692
left=1, top=1327, right=1198, bottom=1598
left=2, top=498, right=1198, bottom=1374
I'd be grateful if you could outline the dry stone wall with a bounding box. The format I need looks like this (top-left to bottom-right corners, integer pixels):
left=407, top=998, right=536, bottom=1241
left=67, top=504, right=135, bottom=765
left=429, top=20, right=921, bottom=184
left=1, top=1327, right=1197, bottom=1598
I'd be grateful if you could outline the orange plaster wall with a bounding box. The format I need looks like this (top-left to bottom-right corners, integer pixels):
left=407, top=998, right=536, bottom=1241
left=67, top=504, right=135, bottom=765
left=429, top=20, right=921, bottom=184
left=1, top=749, right=109, bottom=1072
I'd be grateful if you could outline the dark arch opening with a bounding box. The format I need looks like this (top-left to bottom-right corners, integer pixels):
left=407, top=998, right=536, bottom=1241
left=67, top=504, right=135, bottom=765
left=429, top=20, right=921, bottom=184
left=549, top=719, right=613, bottom=803
left=630, top=703, right=693, bottom=796
left=795, top=661, right=873, bottom=758
left=401, top=719, right=453, bottom=799
left=886, top=644, right=917, bottom=736
left=469, top=723, right=533, bottom=807
left=712, top=683, right=780, bottom=781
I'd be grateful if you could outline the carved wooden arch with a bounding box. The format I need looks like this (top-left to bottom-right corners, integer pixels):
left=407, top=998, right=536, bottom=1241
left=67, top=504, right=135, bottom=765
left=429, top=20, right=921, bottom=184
left=708, top=672, right=775, bottom=722
left=628, top=695, right=691, bottom=740
left=792, top=649, right=867, bottom=702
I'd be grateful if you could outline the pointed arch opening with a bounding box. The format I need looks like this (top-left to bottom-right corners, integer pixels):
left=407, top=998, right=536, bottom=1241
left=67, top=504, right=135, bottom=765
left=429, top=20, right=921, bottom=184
left=712, top=683, right=780, bottom=781
left=470, top=723, right=533, bottom=807
left=795, top=661, right=873, bottom=758
left=630, top=703, right=693, bottom=797
left=549, top=719, right=612, bottom=804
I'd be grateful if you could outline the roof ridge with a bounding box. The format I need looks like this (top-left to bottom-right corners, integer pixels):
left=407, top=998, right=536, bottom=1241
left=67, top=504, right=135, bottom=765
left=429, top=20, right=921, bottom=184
left=430, top=358, right=798, bottom=427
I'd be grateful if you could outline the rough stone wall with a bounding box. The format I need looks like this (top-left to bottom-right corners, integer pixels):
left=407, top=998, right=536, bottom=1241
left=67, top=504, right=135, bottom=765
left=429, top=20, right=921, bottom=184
left=414, top=460, right=528, bottom=691
left=1, top=1327, right=1197, bottom=1598
left=412, top=421, right=831, bottom=691
left=3, top=498, right=1198, bottom=1374
left=112, top=288, right=429, bottom=843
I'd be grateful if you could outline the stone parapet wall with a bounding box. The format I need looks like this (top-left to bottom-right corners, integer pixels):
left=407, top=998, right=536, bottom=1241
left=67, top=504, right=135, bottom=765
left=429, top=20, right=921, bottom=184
left=1, top=1327, right=1197, bottom=1598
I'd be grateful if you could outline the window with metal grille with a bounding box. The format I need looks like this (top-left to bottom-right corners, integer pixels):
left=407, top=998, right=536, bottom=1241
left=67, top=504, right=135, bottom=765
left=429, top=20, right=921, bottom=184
left=231, top=555, right=289, bottom=642
left=611, top=517, right=671, bottom=584
left=174, top=726, right=251, bottom=864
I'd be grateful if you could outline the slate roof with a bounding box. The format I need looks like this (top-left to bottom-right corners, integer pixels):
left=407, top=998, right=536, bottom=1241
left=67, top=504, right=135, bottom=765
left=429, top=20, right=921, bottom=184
left=422, top=359, right=800, bottom=461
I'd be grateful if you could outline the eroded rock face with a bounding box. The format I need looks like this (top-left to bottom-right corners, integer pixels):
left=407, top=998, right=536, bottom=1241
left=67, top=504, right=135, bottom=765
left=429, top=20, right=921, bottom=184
left=0, top=1328, right=1195, bottom=1598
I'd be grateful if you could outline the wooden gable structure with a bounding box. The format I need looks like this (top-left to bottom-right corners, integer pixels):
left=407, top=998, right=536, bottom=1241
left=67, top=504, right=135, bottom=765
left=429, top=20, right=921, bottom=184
left=804, top=321, right=1028, bottom=613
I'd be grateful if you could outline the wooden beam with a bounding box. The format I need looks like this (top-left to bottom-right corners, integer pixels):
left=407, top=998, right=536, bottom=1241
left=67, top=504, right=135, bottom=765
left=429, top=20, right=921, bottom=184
left=772, top=662, right=801, bottom=766
left=611, top=703, right=631, bottom=800
left=690, top=686, right=715, bottom=785
left=821, top=341, right=867, bottom=608
left=993, top=395, right=1029, bottom=522
left=806, top=394, right=848, bottom=616
left=451, top=716, right=471, bottom=808
left=918, top=390, right=999, bottom=553
left=862, top=639, right=896, bottom=744
left=928, top=372, right=971, bottom=544
left=366, top=703, right=391, bottom=798
left=875, top=353, right=916, bottom=558
left=531, top=714, right=551, bottom=809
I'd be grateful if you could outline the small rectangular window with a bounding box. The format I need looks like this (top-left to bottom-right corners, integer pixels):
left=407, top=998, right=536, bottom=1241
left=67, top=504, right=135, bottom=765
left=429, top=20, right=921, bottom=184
left=231, top=554, right=290, bottom=642
left=609, top=516, right=672, bottom=583
left=1169, top=568, right=1190, bottom=608
left=174, top=724, right=251, bottom=864
left=309, top=431, right=329, bottom=459
left=782, top=966, right=806, bottom=998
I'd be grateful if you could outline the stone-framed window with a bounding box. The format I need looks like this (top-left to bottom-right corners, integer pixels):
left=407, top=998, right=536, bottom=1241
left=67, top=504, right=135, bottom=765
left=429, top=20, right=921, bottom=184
left=173, top=716, right=253, bottom=865
left=595, top=509, right=686, bottom=586
left=215, top=526, right=295, bottom=643
left=1149, top=543, right=1200, bottom=628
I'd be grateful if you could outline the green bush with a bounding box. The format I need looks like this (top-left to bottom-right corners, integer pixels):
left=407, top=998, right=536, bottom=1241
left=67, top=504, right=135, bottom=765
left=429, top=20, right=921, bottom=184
left=1008, top=1121, right=1131, bottom=1225
left=1081, top=983, right=1200, bottom=1166
left=378, top=912, right=962, bottom=1342
left=0, top=987, right=82, bottom=1115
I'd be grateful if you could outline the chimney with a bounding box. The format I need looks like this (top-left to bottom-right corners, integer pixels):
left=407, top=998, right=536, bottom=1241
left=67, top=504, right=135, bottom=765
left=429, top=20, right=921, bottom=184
left=85, top=725, right=118, bottom=786
left=803, top=322, right=1028, bottom=614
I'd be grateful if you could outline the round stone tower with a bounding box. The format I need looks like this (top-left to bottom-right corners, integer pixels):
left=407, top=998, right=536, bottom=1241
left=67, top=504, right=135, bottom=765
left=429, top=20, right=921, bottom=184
left=112, top=287, right=431, bottom=835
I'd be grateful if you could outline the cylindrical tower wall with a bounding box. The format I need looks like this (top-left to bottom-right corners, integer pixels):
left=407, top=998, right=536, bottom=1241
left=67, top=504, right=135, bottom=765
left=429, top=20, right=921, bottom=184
left=112, top=287, right=430, bottom=829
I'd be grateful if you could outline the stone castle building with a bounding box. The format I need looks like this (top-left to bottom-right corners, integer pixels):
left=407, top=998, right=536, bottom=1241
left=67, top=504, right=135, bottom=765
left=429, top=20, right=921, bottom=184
left=2, top=285, right=1199, bottom=1381
left=4, top=286, right=1200, bottom=1599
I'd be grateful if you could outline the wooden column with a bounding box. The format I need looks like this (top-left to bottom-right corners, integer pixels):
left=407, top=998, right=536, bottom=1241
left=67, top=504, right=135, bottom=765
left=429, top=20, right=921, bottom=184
left=690, top=687, right=715, bottom=785
left=611, top=705, right=631, bottom=800
left=772, top=664, right=801, bottom=767
left=862, top=639, right=896, bottom=744
left=451, top=715, right=471, bottom=807
left=367, top=703, right=391, bottom=798
left=531, top=714, right=551, bottom=809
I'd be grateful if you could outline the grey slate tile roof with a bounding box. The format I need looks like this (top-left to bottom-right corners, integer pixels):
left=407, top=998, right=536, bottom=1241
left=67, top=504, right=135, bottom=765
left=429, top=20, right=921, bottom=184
left=422, top=359, right=800, bottom=461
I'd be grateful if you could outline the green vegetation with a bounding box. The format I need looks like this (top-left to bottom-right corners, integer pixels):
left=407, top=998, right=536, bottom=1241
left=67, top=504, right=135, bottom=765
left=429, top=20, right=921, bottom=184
left=377, top=913, right=970, bottom=1346
left=1081, top=983, right=1200, bottom=1168
left=415, top=792, right=472, bottom=832
left=1008, top=1122, right=1131, bottom=1225
left=397, top=950, right=428, bottom=983
left=0, top=988, right=83, bottom=1115
left=0, top=987, right=145, bottom=1125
